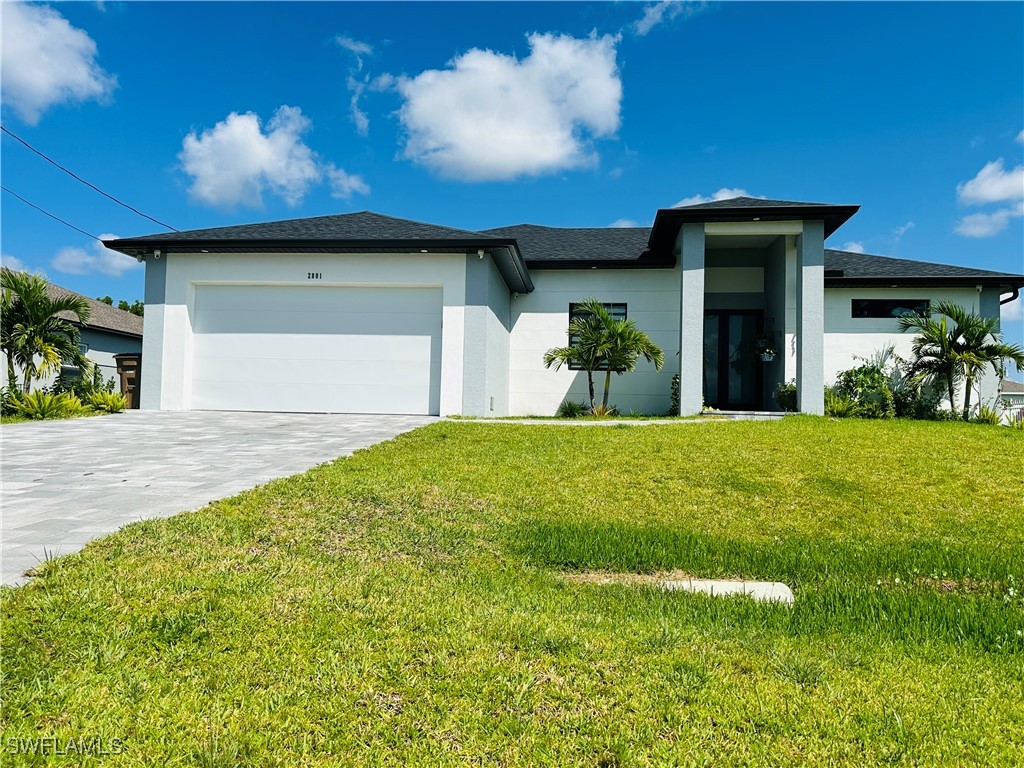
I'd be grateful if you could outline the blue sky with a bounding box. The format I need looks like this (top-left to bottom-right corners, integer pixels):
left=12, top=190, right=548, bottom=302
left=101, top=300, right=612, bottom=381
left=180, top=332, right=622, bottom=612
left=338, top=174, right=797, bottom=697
left=1, top=1, right=1022, bottom=350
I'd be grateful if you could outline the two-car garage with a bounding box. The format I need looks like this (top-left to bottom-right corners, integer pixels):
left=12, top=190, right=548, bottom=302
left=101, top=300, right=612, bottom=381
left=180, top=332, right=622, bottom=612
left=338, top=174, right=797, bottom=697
left=189, top=284, right=443, bottom=415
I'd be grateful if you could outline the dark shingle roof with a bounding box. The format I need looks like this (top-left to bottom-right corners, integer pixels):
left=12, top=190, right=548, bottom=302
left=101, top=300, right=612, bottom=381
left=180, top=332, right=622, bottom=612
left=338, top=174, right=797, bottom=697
left=672, top=196, right=836, bottom=210
left=480, top=224, right=653, bottom=264
left=824, top=249, right=1022, bottom=284
left=122, top=211, right=504, bottom=243
left=48, top=282, right=144, bottom=338
left=105, top=209, right=1023, bottom=290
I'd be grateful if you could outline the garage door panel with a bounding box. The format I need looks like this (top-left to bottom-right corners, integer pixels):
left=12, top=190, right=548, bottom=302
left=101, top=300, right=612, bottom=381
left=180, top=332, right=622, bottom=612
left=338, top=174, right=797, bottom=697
left=194, top=309, right=442, bottom=336
left=193, top=356, right=437, bottom=387
left=190, top=285, right=442, bottom=415
left=191, top=382, right=440, bottom=414
left=197, top=284, right=442, bottom=315
left=193, top=334, right=439, bottom=363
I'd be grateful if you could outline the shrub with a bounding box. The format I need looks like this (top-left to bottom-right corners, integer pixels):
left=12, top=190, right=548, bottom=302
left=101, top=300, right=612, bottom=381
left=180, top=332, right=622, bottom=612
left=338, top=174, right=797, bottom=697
left=13, top=391, right=88, bottom=420
left=835, top=362, right=895, bottom=418
left=590, top=403, right=619, bottom=418
left=774, top=380, right=797, bottom=412
left=87, top=391, right=127, bottom=414
left=668, top=374, right=680, bottom=415
left=971, top=404, right=1002, bottom=426
left=0, top=385, right=17, bottom=415
left=825, top=388, right=863, bottom=418
left=51, top=366, right=116, bottom=399
left=555, top=400, right=587, bottom=419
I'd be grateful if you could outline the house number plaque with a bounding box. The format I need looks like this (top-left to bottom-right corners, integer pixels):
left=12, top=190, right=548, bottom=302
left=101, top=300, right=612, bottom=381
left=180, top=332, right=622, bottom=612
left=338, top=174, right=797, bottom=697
left=307, top=272, right=323, bottom=280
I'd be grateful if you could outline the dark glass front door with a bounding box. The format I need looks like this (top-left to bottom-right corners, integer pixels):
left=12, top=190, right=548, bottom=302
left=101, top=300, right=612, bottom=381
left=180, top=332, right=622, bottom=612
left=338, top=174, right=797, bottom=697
left=703, top=310, right=763, bottom=410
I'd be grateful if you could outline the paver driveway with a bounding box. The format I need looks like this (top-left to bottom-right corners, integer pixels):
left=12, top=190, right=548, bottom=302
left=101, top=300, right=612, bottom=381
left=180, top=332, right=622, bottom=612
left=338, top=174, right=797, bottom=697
left=1, top=411, right=435, bottom=585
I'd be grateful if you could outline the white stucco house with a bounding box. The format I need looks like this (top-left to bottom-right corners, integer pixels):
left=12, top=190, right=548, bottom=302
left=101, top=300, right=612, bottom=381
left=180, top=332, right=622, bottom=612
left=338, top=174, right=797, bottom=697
left=104, top=197, right=1024, bottom=417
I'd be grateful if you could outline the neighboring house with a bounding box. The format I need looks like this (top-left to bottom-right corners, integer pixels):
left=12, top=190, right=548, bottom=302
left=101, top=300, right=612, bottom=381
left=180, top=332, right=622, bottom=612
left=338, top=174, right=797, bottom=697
left=105, top=197, right=1024, bottom=417
left=1000, top=379, right=1024, bottom=423
left=1, top=275, right=143, bottom=391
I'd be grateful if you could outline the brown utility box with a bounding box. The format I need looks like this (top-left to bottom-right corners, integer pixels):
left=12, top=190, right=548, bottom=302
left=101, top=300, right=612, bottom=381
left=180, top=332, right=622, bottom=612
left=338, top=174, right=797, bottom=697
left=113, top=353, right=142, bottom=409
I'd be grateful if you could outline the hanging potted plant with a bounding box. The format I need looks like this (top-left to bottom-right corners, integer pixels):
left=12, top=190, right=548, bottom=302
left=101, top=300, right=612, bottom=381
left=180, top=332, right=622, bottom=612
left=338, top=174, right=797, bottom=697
left=753, top=332, right=776, bottom=362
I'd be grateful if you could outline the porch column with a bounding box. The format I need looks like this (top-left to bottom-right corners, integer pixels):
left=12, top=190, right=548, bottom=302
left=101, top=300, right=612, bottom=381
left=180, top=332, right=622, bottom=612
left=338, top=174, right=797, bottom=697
left=678, top=223, right=706, bottom=415
left=796, top=220, right=825, bottom=415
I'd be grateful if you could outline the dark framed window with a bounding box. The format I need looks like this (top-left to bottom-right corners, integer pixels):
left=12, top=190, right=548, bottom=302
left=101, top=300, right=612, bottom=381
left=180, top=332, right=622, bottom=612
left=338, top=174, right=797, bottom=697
left=567, top=302, right=626, bottom=370
left=851, top=299, right=929, bottom=319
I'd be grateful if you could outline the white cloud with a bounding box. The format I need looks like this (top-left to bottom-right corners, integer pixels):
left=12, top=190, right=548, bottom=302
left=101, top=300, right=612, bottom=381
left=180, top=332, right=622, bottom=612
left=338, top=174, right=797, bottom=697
left=674, top=188, right=759, bottom=207
left=336, top=35, right=375, bottom=135
left=326, top=164, right=370, bottom=200
left=51, top=234, right=141, bottom=278
left=179, top=106, right=368, bottom=209
left=0, top=253, right=27, bottom=272
left=893, top=221, right=915, bottom=239
left=609, top=218, right=639, bottom=228
left=842, top=241, right=865, bottom=253
left=1017, top=130, right=1023, bottom=144
left=957, top=159, right=1024, bottom=205
left=396, top=32, right=622, bottom=181
left=633, top=1, right=708, bottom=37
left=347, top=76, right=370, bottom=136
left=1001, top=293, right=1022, bottom=323
left=336, top=35, right=372, bottom=67
left=0, top=2, right=116, bottom=124
left=954, top=157, right=1024, bottom=238
left=955, top=202, right=1024, bottom=238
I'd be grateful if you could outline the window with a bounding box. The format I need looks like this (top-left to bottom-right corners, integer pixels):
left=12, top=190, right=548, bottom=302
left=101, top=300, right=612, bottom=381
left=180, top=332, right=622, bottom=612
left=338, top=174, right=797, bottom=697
left=567, top=302, right=626, bottom=370
left=851, top=299, right=929, bottom=319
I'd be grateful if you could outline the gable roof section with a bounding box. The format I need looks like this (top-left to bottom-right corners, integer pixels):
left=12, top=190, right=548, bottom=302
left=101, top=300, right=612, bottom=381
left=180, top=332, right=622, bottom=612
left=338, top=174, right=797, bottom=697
left=672, top=196, right=836, bottom=210
left=120, top=211, right=502, bottom=243
left=648, top=197, right=861, bottom=255
left=824, top=249, right=1023, bottom=288
left=2, top=270, right=143, bottom=338
left=106, top=211, right=533, bottom=293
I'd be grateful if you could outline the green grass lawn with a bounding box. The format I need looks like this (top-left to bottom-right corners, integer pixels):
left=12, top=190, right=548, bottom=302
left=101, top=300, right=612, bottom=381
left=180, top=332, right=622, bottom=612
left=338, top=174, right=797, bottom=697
left=2, top=418, right=1022, bottom=766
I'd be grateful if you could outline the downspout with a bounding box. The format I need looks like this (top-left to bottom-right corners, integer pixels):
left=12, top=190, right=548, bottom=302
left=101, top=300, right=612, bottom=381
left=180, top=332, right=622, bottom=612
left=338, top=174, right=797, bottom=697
left=999, top=287, right=1020, bottom=305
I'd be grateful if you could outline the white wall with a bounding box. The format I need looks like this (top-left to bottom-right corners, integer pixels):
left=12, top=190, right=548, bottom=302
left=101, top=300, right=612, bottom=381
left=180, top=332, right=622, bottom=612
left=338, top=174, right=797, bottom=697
left=145, top=251, right=467, bottom=413
left=824, top=286, right=1000, bottom=408
left=509, top=269, right=680, bottom=416
left=484, top=257, right=510, bottom=415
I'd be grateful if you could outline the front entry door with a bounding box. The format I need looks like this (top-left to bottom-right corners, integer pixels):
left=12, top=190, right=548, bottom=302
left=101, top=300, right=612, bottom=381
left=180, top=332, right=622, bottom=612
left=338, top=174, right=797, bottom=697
left=703, top=310, right=763, bottom=410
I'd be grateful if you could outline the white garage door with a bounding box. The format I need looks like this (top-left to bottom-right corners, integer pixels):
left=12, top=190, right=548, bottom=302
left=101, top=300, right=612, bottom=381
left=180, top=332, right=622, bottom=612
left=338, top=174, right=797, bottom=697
left=191, top=284, right=442, bottom=414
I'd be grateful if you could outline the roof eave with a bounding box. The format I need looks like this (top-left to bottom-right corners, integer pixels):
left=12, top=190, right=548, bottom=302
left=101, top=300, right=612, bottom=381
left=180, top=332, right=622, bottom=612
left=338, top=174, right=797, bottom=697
left=825, top=275, right=1024, bottom=290
left=105, top=237, right=535, bottom=294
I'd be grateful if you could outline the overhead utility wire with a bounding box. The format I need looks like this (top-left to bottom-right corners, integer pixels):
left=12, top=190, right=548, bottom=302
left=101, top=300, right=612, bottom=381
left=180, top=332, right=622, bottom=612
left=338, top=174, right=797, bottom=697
left=1, top=124, right=179, bottom=232
left=1, top=185, right=103, bottom=242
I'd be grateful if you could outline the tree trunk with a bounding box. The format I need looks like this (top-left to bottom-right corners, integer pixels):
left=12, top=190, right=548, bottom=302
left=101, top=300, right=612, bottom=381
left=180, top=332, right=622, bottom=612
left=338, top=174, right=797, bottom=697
left=602, top=369, right=612, bottom=410
left=947, top=375, right=956, bottom=413
left=962, top=375, right=974, bottom=421
left=5, top=353, right=17, bottom=393
left=586, top=370, right=596, bottom=411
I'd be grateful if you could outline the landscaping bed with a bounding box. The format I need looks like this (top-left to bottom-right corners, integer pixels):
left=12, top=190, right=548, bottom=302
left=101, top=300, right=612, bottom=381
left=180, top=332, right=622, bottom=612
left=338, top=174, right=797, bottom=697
left=1, top=418, right=1021, bottom=766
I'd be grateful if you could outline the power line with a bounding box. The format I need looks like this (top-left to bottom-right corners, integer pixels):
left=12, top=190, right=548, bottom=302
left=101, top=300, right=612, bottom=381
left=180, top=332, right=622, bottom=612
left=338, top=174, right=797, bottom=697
left=1, top=185, right=102, bottom=242
left=1, top=124, right=179, bottom=232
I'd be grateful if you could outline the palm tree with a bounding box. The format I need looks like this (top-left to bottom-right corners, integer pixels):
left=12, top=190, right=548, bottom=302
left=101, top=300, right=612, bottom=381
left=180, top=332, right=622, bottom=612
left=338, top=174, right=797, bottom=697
left=544, top=298, right=664, bottom=413
left=1, top=270, right=92, bottom=393
left=899, top=300, right=1024, bottom=420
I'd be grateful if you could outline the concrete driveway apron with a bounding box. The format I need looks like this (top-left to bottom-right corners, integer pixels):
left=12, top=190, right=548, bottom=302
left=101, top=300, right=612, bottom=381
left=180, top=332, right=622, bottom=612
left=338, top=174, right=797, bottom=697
left=1, top=410, right=434, bottom=585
